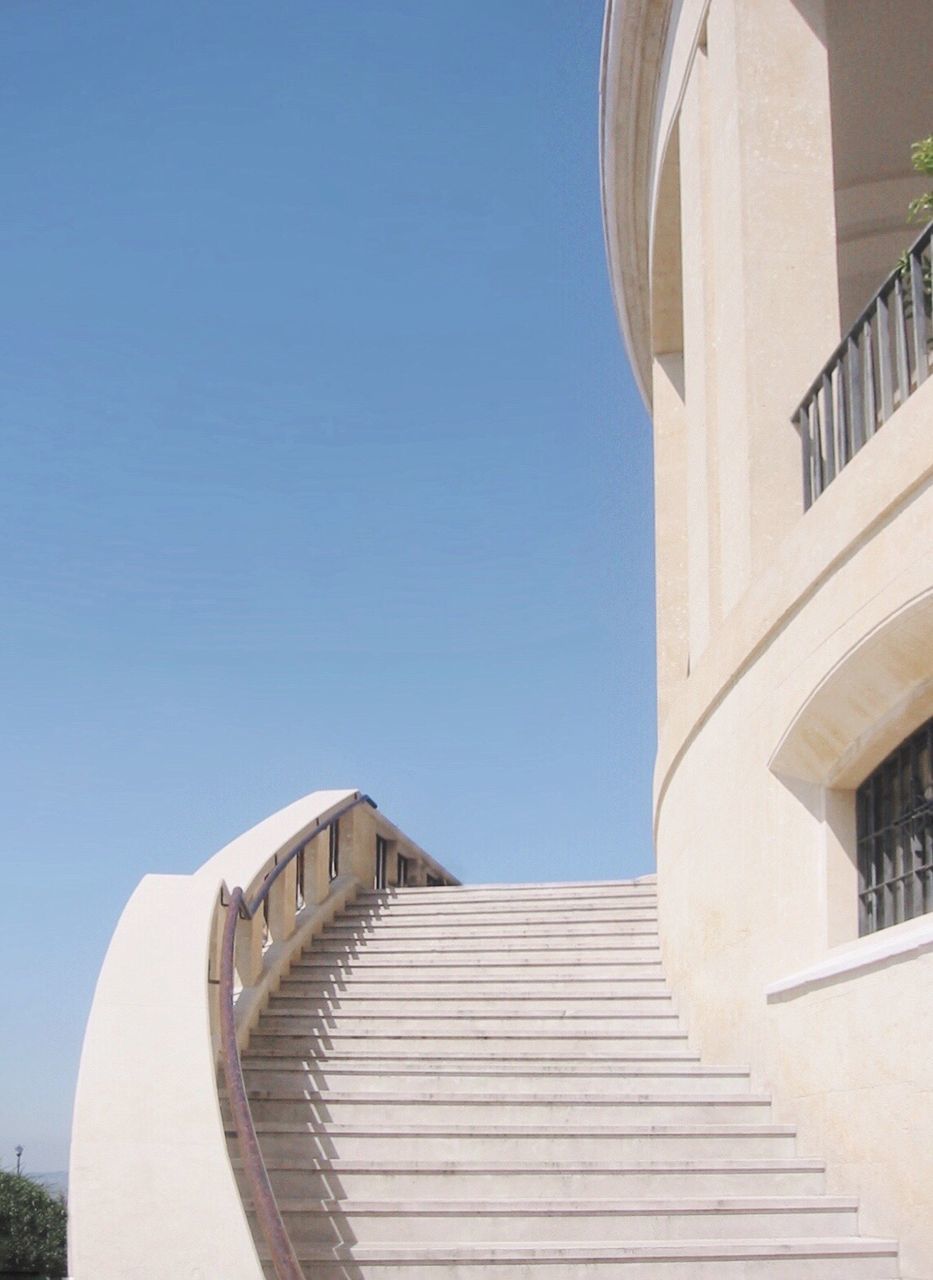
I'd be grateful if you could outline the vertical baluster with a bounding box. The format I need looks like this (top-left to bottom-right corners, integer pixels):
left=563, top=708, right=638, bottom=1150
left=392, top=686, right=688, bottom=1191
left=893, top=273, right=911, bottom=406
left=837, top=343, right=850, bottom=466
left=798, top=405, right=813, bottom=510
left=862, top=319, right=877, bottom=439
left=809, top=398, right=822, bottom=501
left=821, top=369, right=836, bottom=483
left=847, top=332, right=864, bottom=453
left=910, top=245, right=929, bottom=385
left=876, top=289, right=894, bottom=423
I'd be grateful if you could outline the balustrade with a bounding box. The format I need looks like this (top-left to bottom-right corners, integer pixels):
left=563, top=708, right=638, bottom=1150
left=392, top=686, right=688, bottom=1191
left=794, top=221, right=932, bottom=508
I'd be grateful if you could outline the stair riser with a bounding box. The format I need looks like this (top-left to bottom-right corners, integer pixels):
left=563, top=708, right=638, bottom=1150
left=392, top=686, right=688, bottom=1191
left=246, top=1034, right=691, bottom=1055
left=273, top=1206, right=858, bottom=1245
left=238, top=1098, right=772, bottom=1126
left=288, top=963, right=667, bottom=980
left=259, top=1167, right=828, bottom=1199
left=356, top=886, right=657, bottom=904
left=321, top=923, right=659, bottom=939
left=256, top=1016, right=681, bottom=1036
left=277, top=979, right=670, bottom=998
left=243, top=1069, right=749, bottom=1096
left=343, top=908, right=659, bottom=924
left=264, top=1256, right=896, bottom=1280
left=306, top=943, right=662, bottom=958
left=322, top=931, right=660, bottom=952
left=252, top=1132, right=799, bottom=1161
left=268, top=996, right=677, bottom=1017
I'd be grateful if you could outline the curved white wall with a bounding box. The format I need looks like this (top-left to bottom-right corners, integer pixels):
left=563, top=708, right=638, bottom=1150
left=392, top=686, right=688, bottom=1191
left=603, top=1, right=933, bottom=1275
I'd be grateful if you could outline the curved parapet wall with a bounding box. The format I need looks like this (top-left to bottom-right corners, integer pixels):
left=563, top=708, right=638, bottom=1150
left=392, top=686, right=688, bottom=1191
left=69, top=789, right=458, bottom=1279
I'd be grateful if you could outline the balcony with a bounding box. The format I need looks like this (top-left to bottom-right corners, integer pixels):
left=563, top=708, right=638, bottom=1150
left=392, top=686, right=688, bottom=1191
left=794, top=221, right=932, bottom=510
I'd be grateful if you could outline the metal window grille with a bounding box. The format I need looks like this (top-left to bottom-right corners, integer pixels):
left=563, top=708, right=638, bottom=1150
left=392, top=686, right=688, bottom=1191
left=375, top=836, right=388, bottom=890
left=328, top=821, right=340, bottom=881
left=857, top=716, right=933, bottom=935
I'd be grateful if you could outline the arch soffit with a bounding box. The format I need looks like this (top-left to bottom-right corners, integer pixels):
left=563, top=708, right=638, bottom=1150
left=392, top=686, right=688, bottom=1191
left=769, top=590, right=933, bottom=789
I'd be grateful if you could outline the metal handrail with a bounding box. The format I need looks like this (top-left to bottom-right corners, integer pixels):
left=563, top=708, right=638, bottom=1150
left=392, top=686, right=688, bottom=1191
left=218, top=792, right=376, bottom=1280
left=793, top=219, right=932, bottom=509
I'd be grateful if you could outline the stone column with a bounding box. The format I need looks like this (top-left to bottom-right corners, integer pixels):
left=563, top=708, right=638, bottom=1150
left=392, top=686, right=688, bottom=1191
left=706, top=0, right=840, bottom=610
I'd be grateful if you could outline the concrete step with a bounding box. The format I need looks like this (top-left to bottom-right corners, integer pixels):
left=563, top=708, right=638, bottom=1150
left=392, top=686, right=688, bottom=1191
left=320, top=921, right=660, bottom=939
left=237, top=1090, right=773, bottom=1127
left=260, top=1239, right=898, bottom=1280
left=277, top=976, right=670, bottom=998
left=289, top=959, right=666, bottom=980
left=344, top=902, right=658, bottom=922
left=356, top=880, right=655, bottom=902
left=245, top=1049, right=703, bottom=1068
left=268, top=994, right=677, bottom=1017
left=255, top=1012, right=683, bottom=1037
left=242, top=1062, right=750, bottom=1096
left=251, top=1157, right=828, bottom=1200
left=235, top=882, right=897, bottom=1278
left=247, top=1121, right=801, bottom=1162
left=309, top=936, right=660, bottom=955
left=268, top=1196, right=859, bottom=1245
left=247, top=1031, right=693, bottom=1055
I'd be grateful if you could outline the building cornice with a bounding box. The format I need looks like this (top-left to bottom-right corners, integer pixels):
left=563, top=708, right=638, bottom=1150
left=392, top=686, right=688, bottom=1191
left=599, top=0, right=672, bottom=410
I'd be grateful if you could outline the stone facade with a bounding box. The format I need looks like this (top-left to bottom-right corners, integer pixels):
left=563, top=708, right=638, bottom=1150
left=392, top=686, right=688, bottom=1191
left=600, top=2, right=933, bottom=1275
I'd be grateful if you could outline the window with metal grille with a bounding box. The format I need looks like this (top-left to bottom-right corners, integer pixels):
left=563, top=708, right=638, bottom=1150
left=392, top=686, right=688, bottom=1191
left=328, top=821, right=340, bottom=881
left=397, top=853, right=411, bottom=886
left=857, top=716, right=933, bottom=935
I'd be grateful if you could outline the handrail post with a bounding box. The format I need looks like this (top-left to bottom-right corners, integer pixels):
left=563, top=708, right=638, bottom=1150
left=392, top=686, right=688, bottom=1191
left=266, top=856, right=298, bottom=943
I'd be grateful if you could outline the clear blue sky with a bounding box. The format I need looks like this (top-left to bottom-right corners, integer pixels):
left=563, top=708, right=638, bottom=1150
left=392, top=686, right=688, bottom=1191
left=0, top=1, right=654, bottom=1172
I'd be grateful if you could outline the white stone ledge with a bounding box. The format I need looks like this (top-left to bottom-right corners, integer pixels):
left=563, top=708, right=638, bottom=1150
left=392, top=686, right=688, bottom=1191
left=765, top=914, right=933, bottom=1002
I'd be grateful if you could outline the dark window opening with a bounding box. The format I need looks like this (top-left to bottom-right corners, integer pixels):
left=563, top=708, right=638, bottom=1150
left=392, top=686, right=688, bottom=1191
left=375, top=835, right=389, bottom=890
left=397, top=853, right=411, bottom=886
left=857, top=715, right=933, bottom=935
left=328, top=821, right=340, bottom=881
left=296, top=846, right=305, bottom=909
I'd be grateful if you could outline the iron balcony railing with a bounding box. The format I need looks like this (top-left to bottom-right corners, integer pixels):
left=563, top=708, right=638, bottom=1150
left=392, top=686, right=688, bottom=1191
left=794, top=220, right=932, bottom=509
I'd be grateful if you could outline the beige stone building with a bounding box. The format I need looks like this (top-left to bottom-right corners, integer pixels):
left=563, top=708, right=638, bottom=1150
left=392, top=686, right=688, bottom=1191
left=600, top=0, right=933, bottom=1275
left=70, top=5, right=931, bottom=1277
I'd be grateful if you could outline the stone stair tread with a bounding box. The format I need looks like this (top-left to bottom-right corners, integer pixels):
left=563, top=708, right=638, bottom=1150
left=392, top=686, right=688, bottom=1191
left=228, top=881, right=898, bottom=1275
left=247, top=1157, right=826, bottom=1173
left=276, top=1238, right=896, bottom=1261
left=244, top=1062, right=738, bottom=1077
left=244, top=1089, right=767, bottom=1105
left=261, top=1008, right=678, bottom=1020
left=268, top=988, right=670, bottom=998
left=245, top=1051, right=703, bottom=1063
left=269, top=1195, right=858, bottom=1213
left=247, top=1122, right=796, bottom=1136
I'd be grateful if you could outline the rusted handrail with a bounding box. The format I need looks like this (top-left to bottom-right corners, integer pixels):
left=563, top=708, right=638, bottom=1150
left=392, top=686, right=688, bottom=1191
left=218, top=792, right=376, bottom=1280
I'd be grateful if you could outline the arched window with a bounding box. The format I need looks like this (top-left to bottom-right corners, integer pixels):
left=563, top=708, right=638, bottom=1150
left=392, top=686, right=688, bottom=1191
left=857, top=716, right=933, bottom=934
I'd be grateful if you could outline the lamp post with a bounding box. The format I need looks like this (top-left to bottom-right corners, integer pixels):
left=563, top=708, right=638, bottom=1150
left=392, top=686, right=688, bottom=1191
left=14, top=1145, right=22, bottom=1176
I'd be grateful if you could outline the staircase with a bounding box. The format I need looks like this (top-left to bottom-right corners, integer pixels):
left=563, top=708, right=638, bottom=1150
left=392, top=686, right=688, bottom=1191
left=230, top=877, right=899, bottom=1278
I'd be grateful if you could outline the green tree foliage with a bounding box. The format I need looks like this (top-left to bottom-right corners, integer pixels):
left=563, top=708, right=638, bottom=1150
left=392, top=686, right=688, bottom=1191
left=906, top=134, right=933, bottom=224
left=0, top=1171, right=67, bottom=1279
left=897, top=135, right=933, bottom=318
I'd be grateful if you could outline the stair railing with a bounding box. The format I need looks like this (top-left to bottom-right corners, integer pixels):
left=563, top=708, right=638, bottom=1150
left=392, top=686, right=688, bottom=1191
left=793, top=219, right=932, bottom=509
left=218, top=791, right=375, bottom=1280
left=218, top=788, right=458, bottom=1280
